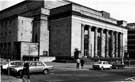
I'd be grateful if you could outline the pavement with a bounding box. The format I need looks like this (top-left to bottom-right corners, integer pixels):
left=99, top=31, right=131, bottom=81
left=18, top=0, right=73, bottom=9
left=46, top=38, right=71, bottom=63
left=1, top=62, right=135, bottom=82
left=1, top=75, right=22, bottom=82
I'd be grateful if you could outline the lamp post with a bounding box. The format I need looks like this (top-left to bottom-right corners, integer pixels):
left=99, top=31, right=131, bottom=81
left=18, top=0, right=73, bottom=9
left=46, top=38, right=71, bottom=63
left=38, top=43, right=40, bottom=61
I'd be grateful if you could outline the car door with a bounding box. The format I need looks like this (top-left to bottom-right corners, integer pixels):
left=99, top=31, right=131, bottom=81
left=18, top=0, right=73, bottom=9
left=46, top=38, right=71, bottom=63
left=8, top=62, right=19, bottom=69
left=10, top=62, right=16, bottom=67
left=35, top=62, right=44, bottom=73
left=29, top=62, right=36, bottom=73
left=104, top=62, right=110, bottom=68
left=102, top=62, right=108, bottom=68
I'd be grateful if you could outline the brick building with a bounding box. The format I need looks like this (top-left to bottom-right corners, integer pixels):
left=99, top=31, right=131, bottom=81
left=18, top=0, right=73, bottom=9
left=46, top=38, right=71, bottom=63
left=0, top=0, right=127, bottom=60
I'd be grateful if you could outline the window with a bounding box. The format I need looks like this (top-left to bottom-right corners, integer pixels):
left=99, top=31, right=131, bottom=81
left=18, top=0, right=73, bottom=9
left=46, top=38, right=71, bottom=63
left=36, top=62, right=43, bottom=66
left=30, top=62, right=36, bottom=66
left=35, top=34, right=38, bottom=42
left=10, top=62, right=23, bottom=66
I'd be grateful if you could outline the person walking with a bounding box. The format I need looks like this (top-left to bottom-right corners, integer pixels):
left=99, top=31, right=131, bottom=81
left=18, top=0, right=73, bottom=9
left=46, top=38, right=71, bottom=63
left=74, top=48, right=80, bottom=59
left=76, top=58, right=80, bottom=69
left=22, top=62, right=30, bottom=82
left=80, top=58, right=85, bottom=69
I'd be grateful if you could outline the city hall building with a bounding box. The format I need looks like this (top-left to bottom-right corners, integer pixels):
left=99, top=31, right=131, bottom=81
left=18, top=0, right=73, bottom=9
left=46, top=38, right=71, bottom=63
left=0, top=0, right=127, bottom=60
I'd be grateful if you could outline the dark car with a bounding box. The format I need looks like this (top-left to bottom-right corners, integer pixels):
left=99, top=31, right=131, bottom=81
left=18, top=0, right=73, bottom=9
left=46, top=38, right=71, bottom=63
left=111, top=61, right=125, bottom=69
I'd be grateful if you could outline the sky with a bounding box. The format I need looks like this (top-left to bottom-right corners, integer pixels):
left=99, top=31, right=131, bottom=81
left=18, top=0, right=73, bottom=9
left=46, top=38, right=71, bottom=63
left=0, top=0, right=135, bottom=23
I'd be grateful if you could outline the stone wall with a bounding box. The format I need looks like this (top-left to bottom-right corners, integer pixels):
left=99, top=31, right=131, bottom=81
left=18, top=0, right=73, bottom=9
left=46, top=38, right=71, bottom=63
left=71, top=18, right=82, bottom=57
left=39, top=15, right=49, bottom=56
left=17, top=16, right=33, bottom=42
left=49, top=16, right=71, bottom=57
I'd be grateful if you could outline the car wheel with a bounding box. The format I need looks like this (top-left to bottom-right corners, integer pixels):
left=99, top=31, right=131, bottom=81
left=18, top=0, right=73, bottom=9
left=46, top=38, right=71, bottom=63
left=110, top=67, right=112, bottom=70
left=43, top=69, right=49, bottom=75
left=101, top=67, right=104, bottom=70
left=18, top=70, right=23, bottom=76
left=1, top=66, right=3, bottom=72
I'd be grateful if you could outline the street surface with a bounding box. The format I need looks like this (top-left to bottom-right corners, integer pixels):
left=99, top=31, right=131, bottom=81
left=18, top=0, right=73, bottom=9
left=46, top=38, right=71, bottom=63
left=1, top=62, right=135, bottom=82
left=29, top=68, right=135, bottom=82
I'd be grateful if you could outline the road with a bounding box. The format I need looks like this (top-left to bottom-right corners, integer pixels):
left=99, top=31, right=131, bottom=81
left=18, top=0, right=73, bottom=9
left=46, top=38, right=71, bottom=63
left=1, top=62, right=135, bottom=82
left=29, top=68, right=135, bottom=82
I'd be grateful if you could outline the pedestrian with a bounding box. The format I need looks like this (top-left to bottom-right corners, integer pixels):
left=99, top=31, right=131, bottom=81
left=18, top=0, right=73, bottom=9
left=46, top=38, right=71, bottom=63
left=74, top=48, right=79, bottom=59
left=80, top=57, right=85, bottom=69
left=22, top=62, right=30, bottom=82
left=76, top=58, right=80, bottom=69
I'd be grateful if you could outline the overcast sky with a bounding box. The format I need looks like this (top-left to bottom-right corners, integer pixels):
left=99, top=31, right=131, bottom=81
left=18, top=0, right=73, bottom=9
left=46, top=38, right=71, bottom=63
left=0, top=0, right=135, bottom=23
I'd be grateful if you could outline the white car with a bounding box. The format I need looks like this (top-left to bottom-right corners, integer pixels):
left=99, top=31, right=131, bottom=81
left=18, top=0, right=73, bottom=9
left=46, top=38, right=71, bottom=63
left=1, top=60, right=23, bottom=72
left=9, top=61, right=54, bottom=76
left=92, top=61, right=112, bottom=70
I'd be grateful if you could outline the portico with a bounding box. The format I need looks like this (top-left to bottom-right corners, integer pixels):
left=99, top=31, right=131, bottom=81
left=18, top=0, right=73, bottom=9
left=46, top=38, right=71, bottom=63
left=81, top=24, right=124, bottom=59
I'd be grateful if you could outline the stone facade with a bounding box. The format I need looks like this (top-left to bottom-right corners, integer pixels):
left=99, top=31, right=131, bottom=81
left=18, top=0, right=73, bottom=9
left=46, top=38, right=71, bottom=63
left=0, top=0, right=127, bottom=60
left=49, top=16, right=71, bottom=57
left=0, top=1, right=50, bottom=60
left=50, top=4, right=127, bottom=59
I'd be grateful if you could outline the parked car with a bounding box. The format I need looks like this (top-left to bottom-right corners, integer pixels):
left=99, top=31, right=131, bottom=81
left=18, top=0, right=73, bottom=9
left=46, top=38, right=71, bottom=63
left=111, top=61, right=125, bottom=69
left=9, top=61, right=54, bottom=76
left=92, top=61, right=112, bottom=70
left=1, top=60, right=23, bottom=72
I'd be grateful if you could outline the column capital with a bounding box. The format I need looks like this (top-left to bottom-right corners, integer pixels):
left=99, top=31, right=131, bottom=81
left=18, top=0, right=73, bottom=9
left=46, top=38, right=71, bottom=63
left=118, top=32, right=123, bottom=35
left=114, top=31, right=119, bottom=34
left=104, top=29, right=111, bottom=33
left=97, top=28, right=104, bottom=32
left=81, top=24, right=85, bottom=27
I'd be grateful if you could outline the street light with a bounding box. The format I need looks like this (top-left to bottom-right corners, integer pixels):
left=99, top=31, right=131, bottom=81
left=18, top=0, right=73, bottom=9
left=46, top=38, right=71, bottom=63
left=38, top=43, right=40, bottom=61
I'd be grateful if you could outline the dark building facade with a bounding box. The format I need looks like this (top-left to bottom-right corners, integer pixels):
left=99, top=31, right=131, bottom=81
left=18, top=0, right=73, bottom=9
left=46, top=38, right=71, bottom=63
left=127, top=23, right=135, bottom=58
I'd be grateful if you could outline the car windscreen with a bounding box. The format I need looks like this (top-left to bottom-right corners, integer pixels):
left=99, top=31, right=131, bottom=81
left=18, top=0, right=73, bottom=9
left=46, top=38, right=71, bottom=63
left=1, top=62, right=8, bottom=65
left=11, top=62, right=23, bottom=66
left=98, top=61, right=108, bottom=64
left=98, top=61, right=102, bottom=64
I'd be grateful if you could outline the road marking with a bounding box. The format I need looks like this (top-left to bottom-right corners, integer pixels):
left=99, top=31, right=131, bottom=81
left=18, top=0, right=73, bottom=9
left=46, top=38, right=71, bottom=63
left=125, top=77, right=135, bottom=81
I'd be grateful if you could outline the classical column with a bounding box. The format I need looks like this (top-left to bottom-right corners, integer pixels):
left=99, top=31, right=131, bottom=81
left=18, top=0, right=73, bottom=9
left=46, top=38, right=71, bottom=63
left=94, top=27, right=98, bottom=57
left=88, top=26, right=92, bottom=57
left=100, top=29, right=104, bottom=57
left=111, top=31, right=115, bottom=58
left=105, top=30, right=109, bottom=58
left=81, top=24, right=85, bottom=56
left=115, top=32, right=119, bottom=58
left=120, top=33, right=123, bottom=58
left=102, top=30, right=106, bottom=57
